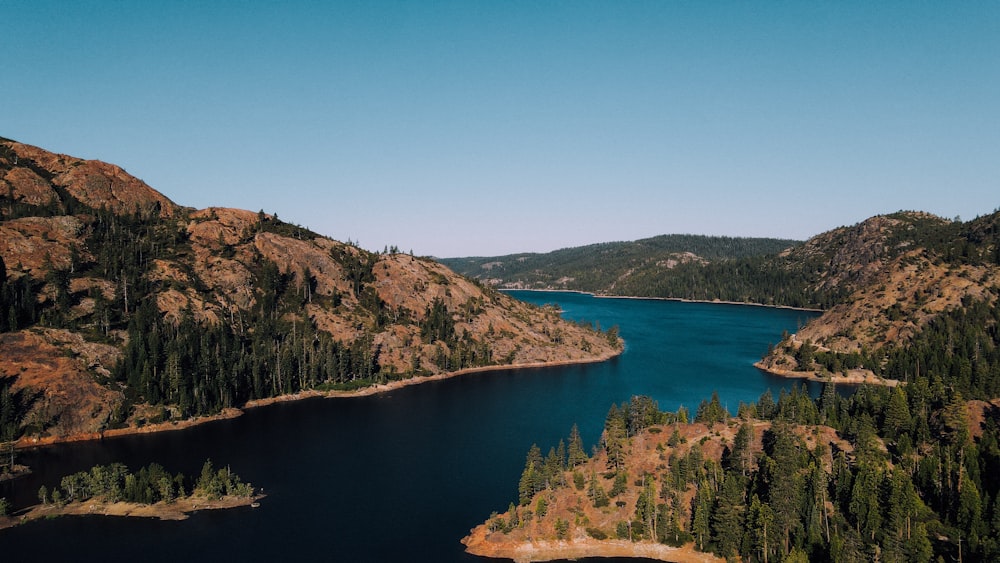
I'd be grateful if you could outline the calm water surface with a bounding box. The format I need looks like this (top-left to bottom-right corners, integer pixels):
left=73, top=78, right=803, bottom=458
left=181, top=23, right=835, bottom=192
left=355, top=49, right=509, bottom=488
left=1, top=291, right=819, bottom=562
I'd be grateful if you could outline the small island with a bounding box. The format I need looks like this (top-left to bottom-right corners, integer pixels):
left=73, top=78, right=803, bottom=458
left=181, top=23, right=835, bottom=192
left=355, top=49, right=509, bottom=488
left=0, top=459, right=261, bottom=531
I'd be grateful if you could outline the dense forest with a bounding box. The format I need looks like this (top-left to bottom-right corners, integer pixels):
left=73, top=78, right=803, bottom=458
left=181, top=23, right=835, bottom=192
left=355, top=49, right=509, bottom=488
left=487, top=380, right=1000, bottom=562
left=439, top=234, right=800, bottom=297
left=445, top=211, right=1000, bottom=310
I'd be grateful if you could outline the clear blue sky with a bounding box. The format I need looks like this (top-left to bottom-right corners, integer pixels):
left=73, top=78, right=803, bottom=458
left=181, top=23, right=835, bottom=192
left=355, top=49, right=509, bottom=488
left=4, top=1, right=999, bottom=257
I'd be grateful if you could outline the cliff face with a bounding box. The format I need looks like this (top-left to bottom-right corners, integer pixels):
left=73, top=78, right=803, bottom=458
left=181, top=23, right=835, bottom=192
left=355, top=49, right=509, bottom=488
left=0, top=138, right=621, bottom=442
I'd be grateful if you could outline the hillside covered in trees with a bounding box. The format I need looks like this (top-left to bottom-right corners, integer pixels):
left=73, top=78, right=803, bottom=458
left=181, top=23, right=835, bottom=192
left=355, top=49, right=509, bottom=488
left=757, top=211, right=1000, bottom=390
left=465, top=209, right=1000, bottom=562
left=0, top=138, right=621, bottom=447
left=467, top=388, right=1000, bottom=562
left=439, top=234, right=800, bottom=298
left=443, top=211, right=1000, bottom=311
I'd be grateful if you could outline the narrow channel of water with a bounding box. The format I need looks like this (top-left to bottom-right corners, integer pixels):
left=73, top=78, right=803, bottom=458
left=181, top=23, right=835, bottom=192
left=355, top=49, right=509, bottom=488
left=2, top=291, right=820, bottom=562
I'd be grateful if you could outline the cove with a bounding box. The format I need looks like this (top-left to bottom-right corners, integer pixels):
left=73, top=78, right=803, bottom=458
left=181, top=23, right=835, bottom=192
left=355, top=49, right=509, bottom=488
left=1, top=291, right=820, bottom=562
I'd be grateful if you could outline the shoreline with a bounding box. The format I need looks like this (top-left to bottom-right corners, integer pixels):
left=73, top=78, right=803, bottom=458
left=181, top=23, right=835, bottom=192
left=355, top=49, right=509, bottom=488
left=15, top=349, right=623, bottom=451
left=501, top=288, right=824, bottom=313
left=248, top=348, right=622, bottom=406
left=754, top=361, right=901, bottom=387
left=0, top=493, right=264, bottom=532
left=462, top=529, right=723, bottom=563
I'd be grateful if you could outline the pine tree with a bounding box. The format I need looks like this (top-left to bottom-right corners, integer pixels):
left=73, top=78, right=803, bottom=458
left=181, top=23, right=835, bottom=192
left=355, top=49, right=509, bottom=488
left=691, top=479, right=713, bottom=551
left=711, top=472, right=746, bottom=558
left=518, top=444, right=543, bottom=505
left=567, top=424, right=588, bottom=466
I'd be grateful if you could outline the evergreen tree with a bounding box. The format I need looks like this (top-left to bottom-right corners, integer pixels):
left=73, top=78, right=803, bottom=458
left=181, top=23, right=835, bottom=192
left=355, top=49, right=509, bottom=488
left=518, top=444, right=543, bottom=505
left=711, top=472, right=746, bottom=558
left=567, top=423, right=588, bottom=467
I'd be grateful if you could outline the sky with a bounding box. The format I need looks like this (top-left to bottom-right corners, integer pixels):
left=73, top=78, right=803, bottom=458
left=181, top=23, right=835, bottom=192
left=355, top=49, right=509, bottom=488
left=3, top=1, right=999, bottom=257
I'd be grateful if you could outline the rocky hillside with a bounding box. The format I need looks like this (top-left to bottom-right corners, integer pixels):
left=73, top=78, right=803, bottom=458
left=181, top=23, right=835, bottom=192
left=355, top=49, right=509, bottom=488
left=757, top=211, right=1000, bottom=390
left=467, top=387, right=1000, bottom=562
left=0, top=138, right=621, bottom=444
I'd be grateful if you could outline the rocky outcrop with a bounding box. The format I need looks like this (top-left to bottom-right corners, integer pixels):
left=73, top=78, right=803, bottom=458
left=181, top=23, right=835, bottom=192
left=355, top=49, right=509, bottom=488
left=3, top=141, right=177, bottom=217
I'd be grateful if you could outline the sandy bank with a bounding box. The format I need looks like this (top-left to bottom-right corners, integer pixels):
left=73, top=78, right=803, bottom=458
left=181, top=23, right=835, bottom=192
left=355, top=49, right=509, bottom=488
left=15, top=350, right=623, bottom=450
left=754, top=362, right=901, bottom=387
left=0, top=493, right=264, bottom=531
left=462, top=526, right=722, bottom=563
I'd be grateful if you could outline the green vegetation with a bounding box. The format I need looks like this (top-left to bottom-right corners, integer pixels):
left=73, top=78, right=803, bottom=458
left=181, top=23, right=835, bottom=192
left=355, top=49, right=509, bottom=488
left=497, top=380, right=1000, bottom=561
left=37, top=459, right=253, bottom=508
left=439, top=233, right=800, bottom=295
left=444, top=211, right=1000, bottom=309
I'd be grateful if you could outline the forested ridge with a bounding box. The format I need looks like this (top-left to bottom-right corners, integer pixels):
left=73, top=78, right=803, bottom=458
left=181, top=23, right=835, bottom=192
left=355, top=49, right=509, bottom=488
left=439, top=234, right=800, bottom=297
left=0, top=138, right=620, bottom=452
left=469, top=384, right=1000, bottom=562
left=444, top=211, right=1000, bottom=310
left=757, top=211, right=1000, bottom=386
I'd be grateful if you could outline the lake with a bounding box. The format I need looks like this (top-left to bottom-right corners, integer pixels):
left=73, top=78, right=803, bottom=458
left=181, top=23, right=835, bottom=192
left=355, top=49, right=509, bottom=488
left=1, top=291, right=819, bottom=562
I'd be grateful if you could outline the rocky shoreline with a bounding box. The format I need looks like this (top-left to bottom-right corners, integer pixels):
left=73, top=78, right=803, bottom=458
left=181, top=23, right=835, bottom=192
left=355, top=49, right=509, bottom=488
left=0, top=493, right=264, bottom=531
left=14, top=349, right=623, bottom=451
left=753, top=361, right=901, bottom=387
left=462, top=528, right=723, bottom=563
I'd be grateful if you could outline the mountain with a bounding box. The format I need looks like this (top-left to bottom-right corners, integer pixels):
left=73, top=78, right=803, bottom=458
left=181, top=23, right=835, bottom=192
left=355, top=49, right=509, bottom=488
left=0, top=138, right=621, bottom=445
left=438, top=234, right=800, bottom=295
left=446, top=208, right=1000, bottom=395
left=756, top=211, right=1000, bottom=394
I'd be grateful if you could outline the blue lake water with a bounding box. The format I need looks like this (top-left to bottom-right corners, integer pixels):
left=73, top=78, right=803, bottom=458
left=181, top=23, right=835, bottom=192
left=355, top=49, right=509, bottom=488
left=1, top=291, right=819, bottom=562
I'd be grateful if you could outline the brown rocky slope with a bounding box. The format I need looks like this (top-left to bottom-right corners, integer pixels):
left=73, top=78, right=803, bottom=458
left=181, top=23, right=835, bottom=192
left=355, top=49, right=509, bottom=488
left=755, top=211, right=1000, bottom=385
left=0, top=138, right=621, bottom=445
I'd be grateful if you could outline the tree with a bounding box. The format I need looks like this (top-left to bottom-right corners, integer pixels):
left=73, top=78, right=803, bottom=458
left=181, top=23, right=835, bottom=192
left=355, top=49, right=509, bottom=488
left=728, top=422, right=755, bottom=476
left=957, top=468, right=983, bottom=546
left=588, top=471, right=609, bottom=508
left=747, top=494, right=774, bottom=563
left=691, top=479, right=713, bottom=551
left=695, top=391, right=728, bottom=427
left=883, top=386, right=911, bottom=439
left=567, top=424, right=588, bottom=466
left=711, top=473, right=746, bottom=558
left=518, top=444, right=543, bottom=505
left=554, top=518, right=570, bottom=539
left=849, top=462, right=883, bottom=540
left=604, top=406, right=628, bottom=470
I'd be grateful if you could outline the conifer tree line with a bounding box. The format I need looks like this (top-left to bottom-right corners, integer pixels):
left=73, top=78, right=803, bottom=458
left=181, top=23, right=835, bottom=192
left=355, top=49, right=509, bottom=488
left=35, top=458, right=253, bottom=508
left=789, top=290, right=1000, bottom=401
left=498, top=384, right=1000, bottom=562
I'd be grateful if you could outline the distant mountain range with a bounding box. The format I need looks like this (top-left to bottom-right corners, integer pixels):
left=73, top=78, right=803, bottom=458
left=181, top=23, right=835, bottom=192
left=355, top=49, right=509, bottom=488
left=439, top=234, right=799, bottom=297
